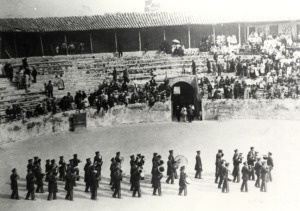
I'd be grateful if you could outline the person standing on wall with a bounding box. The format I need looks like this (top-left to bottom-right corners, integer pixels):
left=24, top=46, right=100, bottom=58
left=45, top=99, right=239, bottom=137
left=191, top=60, right=196, bottom=75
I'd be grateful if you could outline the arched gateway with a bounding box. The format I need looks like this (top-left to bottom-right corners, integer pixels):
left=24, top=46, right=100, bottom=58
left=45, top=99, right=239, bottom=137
left=170, top=76, right=201, bottom=120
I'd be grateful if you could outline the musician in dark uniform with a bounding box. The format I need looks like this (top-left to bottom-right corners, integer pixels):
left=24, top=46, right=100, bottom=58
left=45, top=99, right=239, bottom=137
left=218, top=160, right=226, bottom=189
left=112, top=168, right=123, bottom=198
left=247, top=147, right=256, bottom=180
left=90, top=166, right=100, bottom=200
left=168, top=150, right=177, bottom=179
left=178, top=166, right=187, bottom=196
left=254, top=157, right=262, bottom=188
left=129, top=155, right=135, bottom=191
left=84, top=158, right=92, bottom=192
left=94, top=151, right=103, bottom=165
left=33, top=156, right=39, bottom=168
left=132, top=166, right=142, bottom=197
left=194, top=151, right=202, bottom=179
left=47, top=169, right=58, bottom=200
left=35, top=162, right=44, bottom=193
left=232, top=149, right=242, bottom=183
left=222, top=163, right=230, bottom=193
left=153, top=166, right=164, bottom=196
left=25, top=169, right=35, bottom=200
left=260, top=161, right=268, bottom=192
left=115, top=152, right=121, bottom=163
left=215, top=149, right=224, bottom=183
left=151, top=153, right=158, bottom=185
left=27, top=159, right=34, bottom=172
left=263, top=152, right=274, bottom=182
left=166, top=156, right=174, bottom=184
left=50, top=159, right=58, bottom=174
left=72, top=154, right=81, bottom=181
left=241, top=162, right=251, bottom=192
left=10, top=168, right=20, bottom=199
left=110, top=158, right=116, bottom=187
left=45, top=159, right=51, bottom=181
left=65, top=169, right=76, bottom=201
left=59, top=156, right=66, bottom=181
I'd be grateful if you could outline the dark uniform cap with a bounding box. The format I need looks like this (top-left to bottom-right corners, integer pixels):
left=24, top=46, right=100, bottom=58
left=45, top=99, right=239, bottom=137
left=218, top=149, right=223, bottom=153
left=269, top=152, right=272, bottom=156
left=28, top=159, right=33, bottom=162
left=130, top=155, right=135, bottom=159
left=73, top=154, right=77, bottom=157
left=234, top=149, right=238, bottom=152
left=153, top=153, right=158, bottom=156
left=180, top=166, right=185, bottom=171
left=116, top=152, right=120, bottom=155
left=34, top=157, right=38, bottom=160
left=157, top=155, right=162, bottom=159
left=111, top=158, right=115, bottom=162
left=46, top=159, right=50, bottom=162
left=169, top=150, right=173, bottom=153
left=243, top=161, right=247, bottom=165
left=250, top=147, right=254, bottom=150
left=86, top=158, right=91, bottom=162
left=60, top=156, right=64, bottom=159
left=12, top=168, right=16, bottom=173
left=137, top=154, right=142, bottom=158
left=69, top=159, right=73, bottom=162
left=95, top=151, right=100, bottom=155
left=51, top=159, right=55, bottom=162
left=197, top=150, right=200, bottom=153
left=141, top=155, right=145, bottom=159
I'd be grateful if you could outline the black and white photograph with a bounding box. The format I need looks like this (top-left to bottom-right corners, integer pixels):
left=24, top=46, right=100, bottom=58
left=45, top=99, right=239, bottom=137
left=0, top=0, right=299, bottom=210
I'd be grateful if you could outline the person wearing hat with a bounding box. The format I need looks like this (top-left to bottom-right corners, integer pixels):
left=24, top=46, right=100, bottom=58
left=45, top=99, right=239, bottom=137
left=240, top=162, right=251, bottom=192
left=129, top=156, right=135, bottom=191
left=175, top=105, right=181, bottom=122
left=222, top=163, right=230, bottom=193
left=153, top=166, right=164, bottom=196
left=247, top=147, right=256, bottom=181
left=25, top=169, right=36, bottom=200
left=51, top=159, right=58, bottom=174
left=166, top=156, right=174, bottom=184
left=65, top=169, right=76, bottom=201
left=168, top=150, right=177, bottom=179
left=33, top=156, right=39, bottom=167
left=35, top=162, right=45, bottom=193
left=215, top=150, right=224, bottom=184
left=110, top=158, right=116, bottom=187
left=47, top=169, right=58, bottom=200
left=218, top=160, right=226, bottom=189
left=45, top=159, right=51, bottom=182
left=138, top=155, right=145, bottom=169
left=263, top=152, right=274, bottom=182
left=90, top=166, right=100, bottom=200
left=132, top=166, right=142, bottom=197
left=94, top=151, right=103, bottom=166
left=59, top=156, right=66, bottom=181
left=194, top=151, right=202, bottom=179
left=27, top=159, right=34, bottom=172
left=10, top=168, right=20, bottom=199
left=71, top=154, right=81, bottom=181
left=178, top=166, right=187, bottom=196
left=260, top=161, right=268, bottom=192
left=232, top=149, right=242, bottom=183
left=112, top=168, right=123, bottom=198
left=254, top=157, right=262, bottom=188
left=84, top=158, right=92, bottom=192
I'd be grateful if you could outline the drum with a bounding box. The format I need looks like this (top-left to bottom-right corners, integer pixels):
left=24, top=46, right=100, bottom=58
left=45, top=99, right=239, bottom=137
left=185, top=176, right=192, bottom=184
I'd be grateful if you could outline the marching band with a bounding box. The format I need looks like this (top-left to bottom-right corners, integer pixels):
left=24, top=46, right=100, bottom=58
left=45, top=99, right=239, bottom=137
left=9, top=147, right=274, bottom=201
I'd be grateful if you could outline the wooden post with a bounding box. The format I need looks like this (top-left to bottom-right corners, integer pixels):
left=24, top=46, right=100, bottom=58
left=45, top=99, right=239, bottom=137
left=114, top=31, right=118, bottom=52
left=40, top=34, right=44, bottom=56
left=0, top=33, right=2, bottom=58
left=64, top=34, right=68, bottom=55
left=213, top=25, right=216, bottom=45
left=139, top=30, right=142, bottom=51
left=163, top=28, right=166, bottom=41
left=13, top=33, right=18, bottom=58
left=89, top=33, right=93, bottom=54
left=238, top=23, right=241, bottom=45
left=188, top=25, right=191, bottom=48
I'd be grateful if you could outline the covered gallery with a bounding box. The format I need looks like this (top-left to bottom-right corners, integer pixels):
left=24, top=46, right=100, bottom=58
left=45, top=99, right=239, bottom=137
left=0, top=12, right=299, bottom=58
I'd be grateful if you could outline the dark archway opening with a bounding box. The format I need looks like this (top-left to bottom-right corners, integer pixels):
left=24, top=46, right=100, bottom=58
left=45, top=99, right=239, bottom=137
left=171, top=82, right=195, bottom=120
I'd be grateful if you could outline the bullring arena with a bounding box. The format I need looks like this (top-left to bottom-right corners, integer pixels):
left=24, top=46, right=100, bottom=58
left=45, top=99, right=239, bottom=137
left=1, top=1, right=300, bottom=211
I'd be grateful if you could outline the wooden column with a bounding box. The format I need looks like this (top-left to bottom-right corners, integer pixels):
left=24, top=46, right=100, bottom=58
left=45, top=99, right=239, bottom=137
left=138, top=30, right=142, bottom=51
left=89, top=33, right=93, bottom=54
left=238, top=23, right=241, bottom=45
left=114, top=31, right=118, bottom=52
left=163, top=28, right=166, bottom=41
left=64, top=34, right=68, bottom=55
left=188, top=25, right=191, bottom=48
left=213, top=25, right=216, bottom=45
left=0, top=33, right=2, bottom=58
left=13, top=33, right=18, bottom=58
left=40, top=34, right=44, bottom=56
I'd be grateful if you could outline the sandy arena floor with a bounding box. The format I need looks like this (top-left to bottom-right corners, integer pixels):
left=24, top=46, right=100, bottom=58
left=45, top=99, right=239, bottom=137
left=0, top=120, right=299, bottom=211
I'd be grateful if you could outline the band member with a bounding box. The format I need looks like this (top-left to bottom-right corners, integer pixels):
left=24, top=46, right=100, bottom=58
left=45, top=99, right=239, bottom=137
left=84, top=158, right=92, bottom=192
left=222, top=163, right=230, bottom=193
left=72, top=154, right=81, bottom=181
left=241, top=162, right=251, bottom=192
left=166, top=156, right=174, bottom=184
left=178, top=166, right=187, bottom=196
left=65, top=169, right=77, bottom=201
left=90, top=166, right=100, bottom=200
left=151, top=153, right=158, bottom=185
left=35, top=163, right=44, bottom=193
left=94, top=151, right=103, bottom=165
left=50, top=159, right=58, bottom=174
left=27, top=159, right=34, bottom=172
left=25, top=169, right=35, bottom=200
left=215, top=149, right=224, bottom=183
left=45, top=159, right=51, bottom=181
left=153, top=166, right=164, bottom=196
left=10, top=168, right=20, bottom=200
left=254, top=157, right=262, bottom=188
left=195, top=150, right=202, bottom=179
left=132, top=166, right=142, bottom=197
left=129, top=155, right=135, bottom=191
left=112, top=168, right=123, bottom=198
left=110, top=158, right=116, bottom=189
left=59, top=156, right=66, bottom=181
left=260, top=161, right=269, bottom=192
left=33, top=157, right=39, bottom=168
left=168, top=150, right=177, bottom=179
left=232, top=149, right=242, bottom=183
left=218, top=160, right=226, bottom=189
left=263, top=152, right=274, bottom=182
left=247, top=147, right=256, bottom=180
left=47, top=169, right=58, bottom=200
left=115, top=152, right=121, bottom=163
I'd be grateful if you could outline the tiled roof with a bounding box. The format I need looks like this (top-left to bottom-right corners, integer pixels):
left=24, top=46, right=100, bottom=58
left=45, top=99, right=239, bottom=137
left=0, top=12, right=298, bottom=32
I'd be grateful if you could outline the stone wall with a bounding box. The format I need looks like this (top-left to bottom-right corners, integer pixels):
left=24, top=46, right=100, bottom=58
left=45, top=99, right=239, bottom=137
left=202, top=99, right=300, bottom=121
left=0, top=101, right=171, bottom=145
